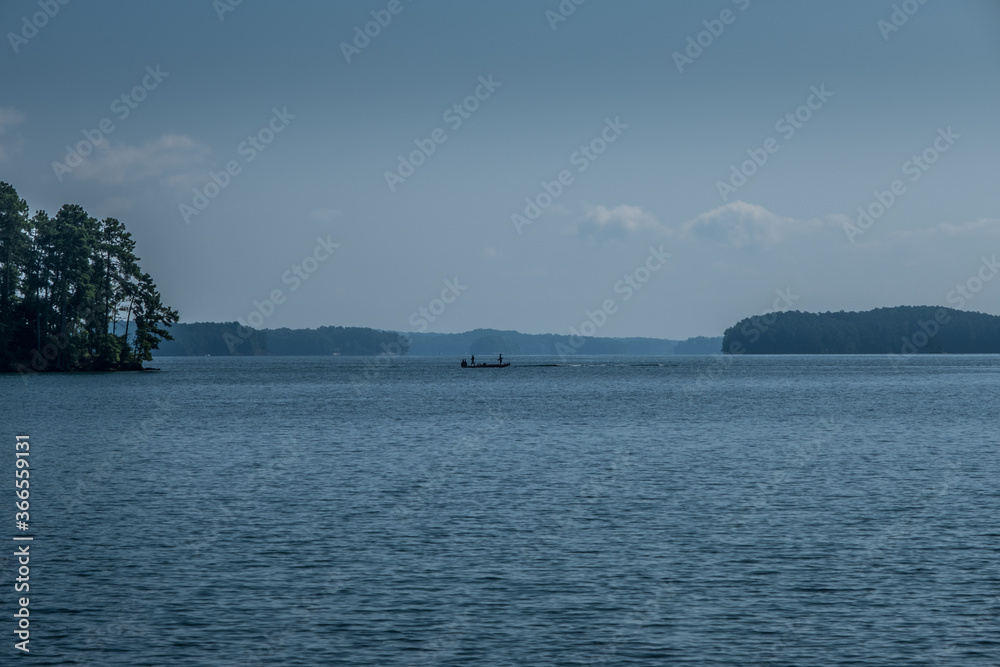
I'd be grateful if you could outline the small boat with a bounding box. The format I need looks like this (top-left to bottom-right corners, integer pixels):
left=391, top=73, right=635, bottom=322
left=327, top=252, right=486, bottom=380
left=461, top=358, right=509, bottom=368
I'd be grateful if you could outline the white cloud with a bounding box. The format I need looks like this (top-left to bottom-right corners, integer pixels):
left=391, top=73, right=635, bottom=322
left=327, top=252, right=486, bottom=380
left=72, top=134, right=211, bottom=187
left=0, top=107, right=25, bottom=161
left=678, top=200, right=824, bottom=248
left=567, top=201, right=830, bottom=247
left=0, top=107, right=24, bottom=133
left=573, top=204, right=662, bottom=239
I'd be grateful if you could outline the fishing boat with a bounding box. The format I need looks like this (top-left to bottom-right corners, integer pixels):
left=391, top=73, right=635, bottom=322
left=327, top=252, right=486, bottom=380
left=461, top=357, right=509, bottom=368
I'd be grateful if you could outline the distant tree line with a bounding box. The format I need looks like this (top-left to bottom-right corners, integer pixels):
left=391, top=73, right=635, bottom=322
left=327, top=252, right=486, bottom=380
left=674, top=336, right=723, bottom=355
left=0, top=182, right=178, bottom=373
left=154, top=323, right=408, bottom=356
left=723, top=306, right=1000, bottom=354
left=154, top=325, right=715, bottom=357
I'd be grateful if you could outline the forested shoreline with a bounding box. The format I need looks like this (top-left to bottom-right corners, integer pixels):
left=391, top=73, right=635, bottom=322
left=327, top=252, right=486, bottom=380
left=0, top=183, right=178, bottom=373
left=153, top=322, right=407, bottom=357
left=154, top=324, right=723, bottom=357
left=723, top=306, right=1000, bottom=354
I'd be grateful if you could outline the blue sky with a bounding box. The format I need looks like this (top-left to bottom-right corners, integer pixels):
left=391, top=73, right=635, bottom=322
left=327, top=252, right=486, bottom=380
left=2, top=0, right=999, bottom=338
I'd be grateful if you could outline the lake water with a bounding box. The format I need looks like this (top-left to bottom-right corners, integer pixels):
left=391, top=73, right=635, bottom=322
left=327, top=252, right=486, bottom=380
left=3, top=355, right=999, bottom=665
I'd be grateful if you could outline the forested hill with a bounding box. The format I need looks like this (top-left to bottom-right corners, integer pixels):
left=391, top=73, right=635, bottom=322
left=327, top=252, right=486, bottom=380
left=154, top=324, right=723, bottom=357
left=723, top=306, right=1000, bottom=354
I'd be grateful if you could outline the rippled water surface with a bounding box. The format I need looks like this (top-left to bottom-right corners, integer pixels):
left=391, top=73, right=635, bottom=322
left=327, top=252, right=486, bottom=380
left=3, top=355, right=1000, bottom=665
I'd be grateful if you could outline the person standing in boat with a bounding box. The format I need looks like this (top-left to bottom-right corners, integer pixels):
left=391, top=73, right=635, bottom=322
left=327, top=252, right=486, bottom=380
left=471, top=355, right=475, bottom=366
left=498, top=354, right=503, bottom=364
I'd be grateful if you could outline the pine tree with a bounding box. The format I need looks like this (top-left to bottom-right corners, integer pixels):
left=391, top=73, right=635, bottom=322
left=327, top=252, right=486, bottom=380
left=0, top=183, right=30, bottom=360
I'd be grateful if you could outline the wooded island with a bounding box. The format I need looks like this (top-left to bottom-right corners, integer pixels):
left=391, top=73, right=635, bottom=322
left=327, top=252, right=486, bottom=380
left=723, top=306, right=1000, bottom=354
left=0, top=182, right=178, bottom=373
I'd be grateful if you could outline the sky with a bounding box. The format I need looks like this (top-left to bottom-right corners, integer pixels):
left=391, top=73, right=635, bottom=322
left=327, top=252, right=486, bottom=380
left=2, top=0, right=999, bottom=339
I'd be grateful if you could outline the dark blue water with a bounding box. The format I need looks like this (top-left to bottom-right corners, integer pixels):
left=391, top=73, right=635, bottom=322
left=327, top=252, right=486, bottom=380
left=3, top=355, right=999, bottom=665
